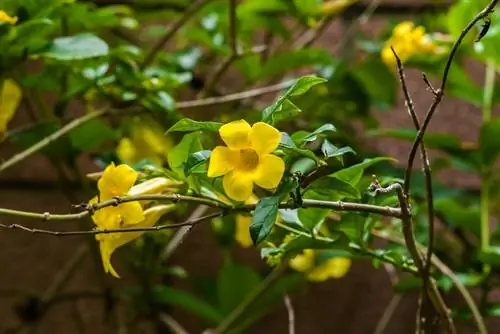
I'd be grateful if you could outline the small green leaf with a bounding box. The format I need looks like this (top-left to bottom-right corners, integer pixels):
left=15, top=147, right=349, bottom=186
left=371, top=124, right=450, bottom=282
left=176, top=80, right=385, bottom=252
left=217, top=261, right=261, bottom=315
left=479, top=118, right=500, bottom=166
left=184, top=150, right=211, bottom=176
left=262, top=75, right=327, bottom=124
left=479, top=246, right=500, bottom=266
left=331, top=157, right=394, bottom=185
left=250, top=196, right=280, bottom=244
left=167, top=118, right=222, bottom=134
left=167, top=132, right=202, bottom=178
left=306, top=177, right=361, bottom=199
left=321, top=141, right=356, bottom=159
left=298, top=207, right=330, bottom=231
left=151, top=285, right=224, bottom=323
left=297, top=123, right=336, bottom=145
left=41, top=34, right=109, bottom=60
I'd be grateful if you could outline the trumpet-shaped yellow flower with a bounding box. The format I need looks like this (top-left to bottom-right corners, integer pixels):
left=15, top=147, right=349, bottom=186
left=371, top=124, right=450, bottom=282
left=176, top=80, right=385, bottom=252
left=289, top=249, right=351, bottom=282
left=207, top=120, right=285, bottom=202
left=381, top=21, right=437, bottom=67
left=0, top=11, right=17, bottom=24
left=91, top=163, right=176, bottom=277
left=117, top=118, right=172, bottom=165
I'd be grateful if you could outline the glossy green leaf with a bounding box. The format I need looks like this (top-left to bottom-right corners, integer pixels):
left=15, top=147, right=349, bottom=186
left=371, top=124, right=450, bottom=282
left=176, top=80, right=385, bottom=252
left=331, top=157, right=394, bottom=185
left=306, top=177, right=361, bottom=199
left=41, top=34, right=109, bottom=60
left=262, top=75, right=327, bottom=124
left=184, top=150, right=211, bottom=176
left=250, top=196, right=279, bottom=245
left=298, top=207, right=330, bottom=231
left=167, top=132, right=202, bottom=179
left=167, top=118, right=222, bottom=134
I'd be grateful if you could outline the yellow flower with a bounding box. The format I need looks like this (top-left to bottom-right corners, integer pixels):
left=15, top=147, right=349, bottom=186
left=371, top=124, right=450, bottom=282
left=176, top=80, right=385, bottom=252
left=0, top=79, right=22, bottom=142
left=91, top=163, right=176, bottom=277
left=207, top=120, right=285, bottom=202
left=96, top=204, right=175, bottom=278
left=117, top=118, right=172, bottom=165
left=381, top=21, right=437, bottom=67
left=289, top=249, right=351, bottom=282
left=0, top=10, right=17, bottom=24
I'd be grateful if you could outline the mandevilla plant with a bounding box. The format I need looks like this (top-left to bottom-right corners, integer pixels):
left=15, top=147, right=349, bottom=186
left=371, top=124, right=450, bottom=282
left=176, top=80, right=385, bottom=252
left=1, top=0, right=500, bottom=333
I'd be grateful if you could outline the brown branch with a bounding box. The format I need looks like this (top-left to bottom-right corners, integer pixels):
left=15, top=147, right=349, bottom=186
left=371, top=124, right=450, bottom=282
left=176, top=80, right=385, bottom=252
left=404, top=0, right=498, bottom=196
left=283, top=294, right=295, bottom=334
left=370, top=177, right=456, bottom=334
left=390, top=46, right=437, bottom=332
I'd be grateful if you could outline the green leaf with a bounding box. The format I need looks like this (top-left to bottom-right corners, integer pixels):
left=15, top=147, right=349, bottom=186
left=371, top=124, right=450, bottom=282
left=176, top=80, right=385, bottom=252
left=306, top=177, right=361, bottom=199
left=437, top=272, right=484, bottom=292
left=351, top=58, right=396, bottom=110
left=217, top=261, right=261, bottom=315
left=261, top=75, right=327, bottom=124
left=479, top=118, right=500, bottom=166
left=321, top=141, right=356, bottom=159
left=250, top=196, right=280, bottom=244
left=151, top=285, right=223, bottom=323
left=296, top=123, right=336, bottom=145
left=331, top=157, right=394, bottom=185
left=167, top=132, right=202, bottom=179
left=479, top=246, right=500, bottom=266
left=167, top=118, right=222, bottom=133
left=279, top=133, right=320, bottom=162
left=184, top=150, right=211, bottom=176
left=434, top=198, right=480, bottom=235
left=41, top=34, right=109, bottom=60
left=298, top=207, right=330, bottom=231
left=68, top=119, right=116, bottom=151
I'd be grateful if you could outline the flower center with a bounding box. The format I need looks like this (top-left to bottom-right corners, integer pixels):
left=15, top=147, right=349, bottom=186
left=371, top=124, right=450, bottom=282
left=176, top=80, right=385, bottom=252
left=238, top=149, right=259, bottom=171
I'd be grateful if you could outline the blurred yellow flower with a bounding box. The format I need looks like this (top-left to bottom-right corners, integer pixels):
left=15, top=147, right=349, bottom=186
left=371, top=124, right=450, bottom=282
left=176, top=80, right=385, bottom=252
left=0, top=79, right=22, bottom=142
left=207, top=120, right=285, bottom=202
left=381, top=21, right=437, bottom=67
left=117, top=118, right=172, bottom=166
left=0, top=10, right=17, bottom=24
left=289, top=249, right=351, bottom=282
left=91, top=163, right=176, bottom=277
left=234, top=194, right=259, bottom=248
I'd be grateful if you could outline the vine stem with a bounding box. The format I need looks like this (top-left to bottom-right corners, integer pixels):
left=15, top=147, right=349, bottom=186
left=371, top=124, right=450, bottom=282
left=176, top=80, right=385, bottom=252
left=481, top=59, right=496, bottom=275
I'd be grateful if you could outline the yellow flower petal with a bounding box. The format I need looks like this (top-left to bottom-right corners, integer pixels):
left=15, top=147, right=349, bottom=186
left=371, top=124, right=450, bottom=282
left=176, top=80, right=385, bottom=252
left=128, top=177, right=177, bottom=196
left=254, top=154, right=285, bottom=189
left=235, top=214, right=253, bottom=248
left=96, top=204, right=175, bottom=278
left=0, top=79, right=22, bottom=139
left=289, top=249, right=315, bottom=272
left=250, top=122, right=281, bottom=155
left=0, top=11, right=17, bottom=24
left=98, top=163, right=138, bottom=200
left=208, top=146, right=237, bottom=177
left=116, top=138, right=137, bottom=163
left=219, top=119, right=251, bottom=149
left=92, top=206, right=122, bottom=230
left=119, top=201, right=145, bottom=226
left=393, top=21, right=414, bottom=37
left=222, top=170, right=253, bottom=202
left=307, top=256, right=351, bottom=281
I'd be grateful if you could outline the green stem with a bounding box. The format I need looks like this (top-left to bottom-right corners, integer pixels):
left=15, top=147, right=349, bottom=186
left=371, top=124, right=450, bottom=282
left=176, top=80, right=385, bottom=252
left=481, top=60, right=495, bottom=275
left=209, top=264, right=288, bottom=334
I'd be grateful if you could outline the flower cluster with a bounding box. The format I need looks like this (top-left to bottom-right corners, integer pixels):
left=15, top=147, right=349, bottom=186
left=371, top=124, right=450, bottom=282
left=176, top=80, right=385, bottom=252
left=91, top=163, right=178, bottom=277
left=207, top=120, right=285, bottom=202
left=381, top=21, right=437, bottom=67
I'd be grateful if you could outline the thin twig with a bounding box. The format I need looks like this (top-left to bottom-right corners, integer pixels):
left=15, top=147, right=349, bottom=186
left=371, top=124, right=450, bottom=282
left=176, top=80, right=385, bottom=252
left=141, top=0, right=212, bottom=68
left=372, top=230, right=487, bottom=334
left=283, top=294, right=295, bottom=334
left=0, top=194, right=402, bottom=222
left=404, top=0, right=499, bottom=196
left=158, top=205, right=209, bottom=262
left=390, top=46, right=437, bottom=331
left=370, top=178, right=456, bottom=333
left=159, top=313, right=189, bottom=334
